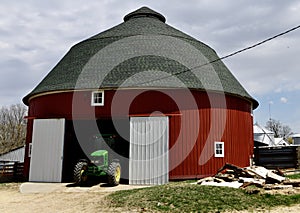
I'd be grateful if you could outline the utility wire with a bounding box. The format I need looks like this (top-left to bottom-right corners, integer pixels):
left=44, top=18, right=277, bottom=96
left=134, top=24, right=300, bottom=86
left=219, top=24, right=300, bottom=61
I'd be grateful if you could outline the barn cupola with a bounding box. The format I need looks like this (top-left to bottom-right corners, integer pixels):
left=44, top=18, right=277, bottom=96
left=123, top=7, right=166, bottom=22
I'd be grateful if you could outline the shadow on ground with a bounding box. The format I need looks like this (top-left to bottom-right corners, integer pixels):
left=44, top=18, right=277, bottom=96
left=66, top=177, right=128, bottom=188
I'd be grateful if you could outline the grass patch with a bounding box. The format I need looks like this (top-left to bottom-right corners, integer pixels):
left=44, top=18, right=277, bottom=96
left=286, top=173, right=300, bottom=179
left=0, top=182, right=22, bottom=190
left=107, top=182, right=300, bottom=212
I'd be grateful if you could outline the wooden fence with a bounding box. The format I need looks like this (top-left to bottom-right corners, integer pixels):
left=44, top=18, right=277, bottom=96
left=254, top=146, right=300, bottom=169
left=0, top=161, right=24, bottom=181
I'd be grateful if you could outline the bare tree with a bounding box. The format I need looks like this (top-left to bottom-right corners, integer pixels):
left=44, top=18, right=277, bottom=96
left=266, top=119, right=281, bottom=138
left=282, top=125, right=292, bottom=139
left=265, top=119, right=292, bottom=139
left=0, top=104, right=27, bottom=154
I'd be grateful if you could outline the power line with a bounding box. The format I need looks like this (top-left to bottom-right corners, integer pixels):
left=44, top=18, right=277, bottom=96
left=219, top=24, right=300, bottom=61
left=134, top=24, right=300, bottom=86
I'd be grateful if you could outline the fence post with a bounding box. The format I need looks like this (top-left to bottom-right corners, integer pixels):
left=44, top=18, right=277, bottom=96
left=253, top=147, right=258, bottom=166
left=13, top=162, right=18, bottom=179
left=297, top=146, right=300, bottom=169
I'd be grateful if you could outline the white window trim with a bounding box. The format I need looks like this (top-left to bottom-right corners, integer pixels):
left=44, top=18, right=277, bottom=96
left=91, top=91, right=104, bottom=106
left=214, top=141, right=224, bottom=158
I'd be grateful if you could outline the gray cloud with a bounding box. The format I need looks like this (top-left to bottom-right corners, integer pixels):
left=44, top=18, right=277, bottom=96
left=0, top=58, right=32, bottom=105
left=1, top=0, right=300, bottom=131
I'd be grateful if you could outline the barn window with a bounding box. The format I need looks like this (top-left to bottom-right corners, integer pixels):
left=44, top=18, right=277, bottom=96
left=214, top=142, right=224, bottom=157
left=91, top=91, right=104, bottom=106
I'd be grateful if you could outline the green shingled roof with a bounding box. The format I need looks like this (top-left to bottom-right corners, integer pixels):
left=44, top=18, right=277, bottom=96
left=23, top=6, right=258, bottom=108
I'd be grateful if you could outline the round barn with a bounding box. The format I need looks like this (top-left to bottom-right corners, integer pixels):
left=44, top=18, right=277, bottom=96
left=23, top=7, right=258, bottom=184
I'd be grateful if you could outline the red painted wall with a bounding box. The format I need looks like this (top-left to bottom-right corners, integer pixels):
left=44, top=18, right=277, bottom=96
left=24, top=89, right=253, bottom=180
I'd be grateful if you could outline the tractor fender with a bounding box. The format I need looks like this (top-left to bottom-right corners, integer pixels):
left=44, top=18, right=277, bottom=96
left=78, top=159, right=89, bottom=163
left=111, top=159, right=120, bottom=163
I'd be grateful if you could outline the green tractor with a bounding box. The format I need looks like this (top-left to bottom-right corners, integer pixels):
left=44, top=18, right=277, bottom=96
left=73, top=134, right=121, bottom=186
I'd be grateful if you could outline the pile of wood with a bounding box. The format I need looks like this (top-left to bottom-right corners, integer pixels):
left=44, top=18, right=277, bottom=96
left=195, top=163, right=300, bottom=190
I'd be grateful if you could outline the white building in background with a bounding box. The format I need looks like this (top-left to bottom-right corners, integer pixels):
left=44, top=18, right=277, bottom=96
left=274, top=138, right=289, bottom=146
left=254, top=123, right=275, bottom=146
left=0, top=146, right=25, bottom=162
left=291, top=134, right=300, bottom=145
left=253, top=123, right=289, bottom=147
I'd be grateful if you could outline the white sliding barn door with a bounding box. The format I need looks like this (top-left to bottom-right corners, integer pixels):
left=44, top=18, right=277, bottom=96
left=29, top=119, right=65, bottom=182
left=129, top=117, right=169, bottom=185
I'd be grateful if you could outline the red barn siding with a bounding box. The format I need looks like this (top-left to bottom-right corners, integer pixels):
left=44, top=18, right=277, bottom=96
left=169, top=108, right=253, bottom=179
left=24, top=89, right=253, bottom=180
left=23, top=118, right=33, bottom=178
left=168, top=94, right=253, bottom=179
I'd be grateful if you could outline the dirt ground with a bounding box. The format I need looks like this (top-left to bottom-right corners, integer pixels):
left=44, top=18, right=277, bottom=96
left=0, top=182, right=300, bottom=213
left=0, top=182, right=142, bottom=213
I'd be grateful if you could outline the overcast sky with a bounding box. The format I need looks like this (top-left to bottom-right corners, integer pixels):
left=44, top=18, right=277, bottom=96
left=1, top=0, right=300, bottom=132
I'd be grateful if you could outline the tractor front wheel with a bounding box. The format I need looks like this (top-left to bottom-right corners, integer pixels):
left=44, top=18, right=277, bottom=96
left=107, top=162, right=121, bottom=186
left=73, top=161, right=88, bottom=185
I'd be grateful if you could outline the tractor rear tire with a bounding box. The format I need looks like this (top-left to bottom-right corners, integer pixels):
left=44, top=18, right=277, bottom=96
left=107, top=161, right=121, bottom=186
left=73, top=161, right=88, bottom=185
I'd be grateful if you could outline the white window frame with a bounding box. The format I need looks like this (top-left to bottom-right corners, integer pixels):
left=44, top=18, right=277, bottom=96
left=91, top=91, right=104, bottom=106
left=214, top=141, right=224, bottom=157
